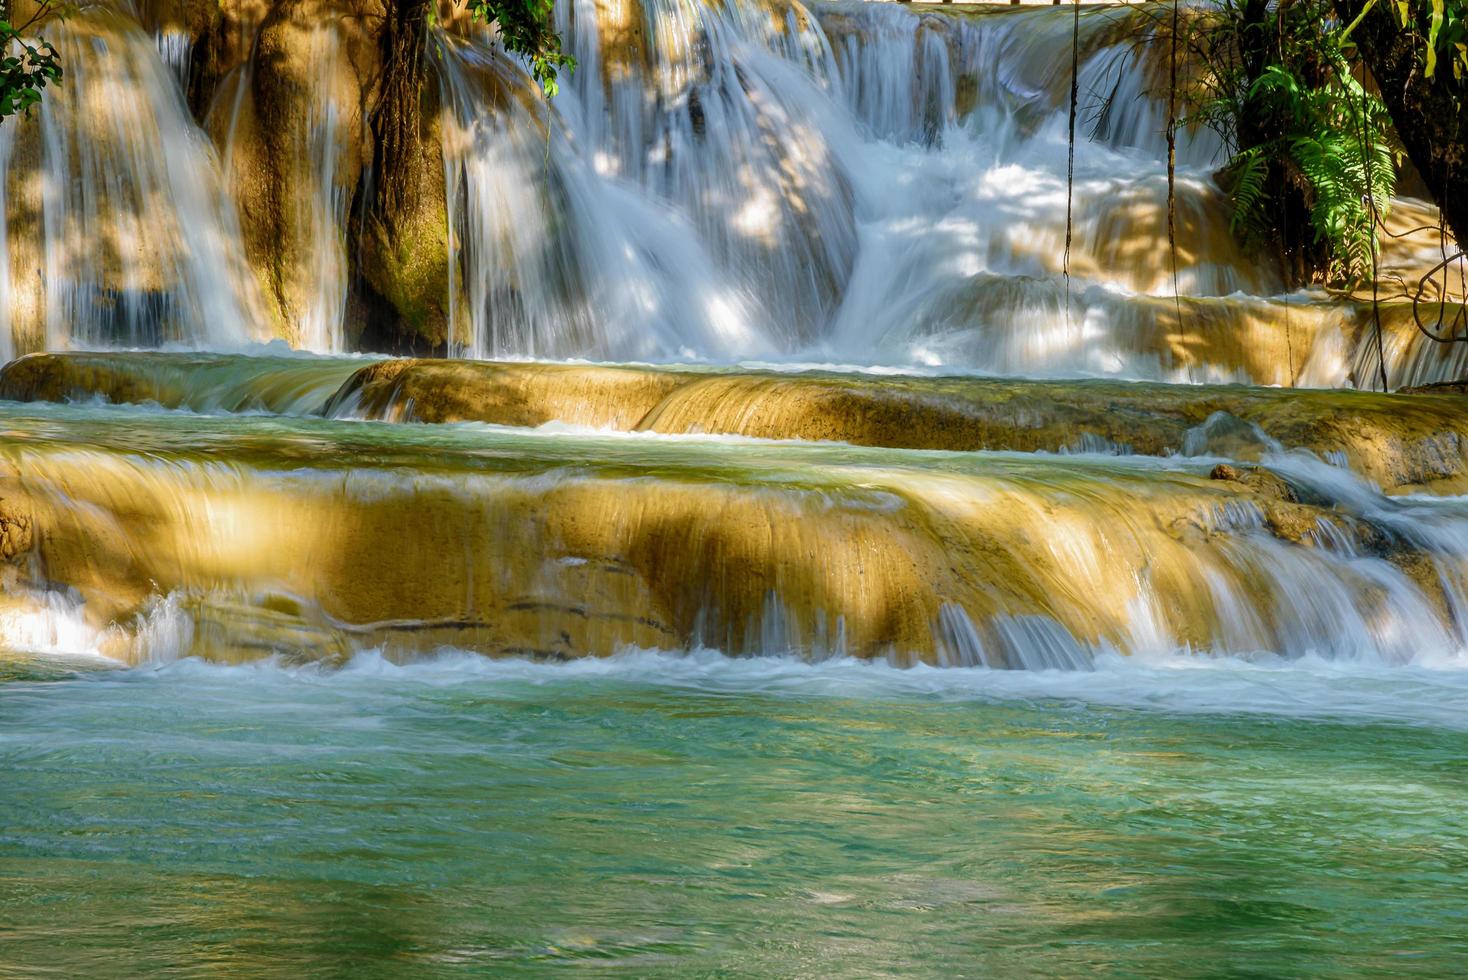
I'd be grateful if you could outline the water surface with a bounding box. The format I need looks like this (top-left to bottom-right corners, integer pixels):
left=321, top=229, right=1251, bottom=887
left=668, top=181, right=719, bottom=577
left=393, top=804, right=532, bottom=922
left=4, top=651, right=1467, bottom=976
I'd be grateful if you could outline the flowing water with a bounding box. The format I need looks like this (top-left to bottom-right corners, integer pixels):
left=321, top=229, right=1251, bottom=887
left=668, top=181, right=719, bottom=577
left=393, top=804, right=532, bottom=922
left=4, top=651, right=1468, bottom=975
left=2, top=0, right=1460, bottom=384
left=3, top=0, right=1468, bottom=973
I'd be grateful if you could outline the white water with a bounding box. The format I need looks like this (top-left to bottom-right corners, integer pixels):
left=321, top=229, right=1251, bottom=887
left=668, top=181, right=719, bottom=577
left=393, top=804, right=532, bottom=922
left=295, top=27, right=350, bottom=353
left=0, top=8, right=263, bottom=352
left=1, top=2, right=1466, bottom=685
left=320, top=646, right=1468, bottom=731
left=11, top=639, right=1468, bottom=732
left=5, top=399, right=1468, bottom=675
left=6, top=474, right=1467, bottom=717
left=430, top=0, right=1374, bottom=381
left=0, top=0, right=1456, bottom=385
left=153, top=27, right=192, bottom=91
left=439, top=32, right=764, bottom=360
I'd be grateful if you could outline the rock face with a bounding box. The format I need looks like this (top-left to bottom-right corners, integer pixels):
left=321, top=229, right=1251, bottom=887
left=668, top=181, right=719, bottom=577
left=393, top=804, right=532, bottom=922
left=326, top=357, right=1468, bottom=494
left=4, top=399, right=1460, bottom=667
left=0, top=498, right=32, bottom=562
left=189, top=0, right=453, bottom=349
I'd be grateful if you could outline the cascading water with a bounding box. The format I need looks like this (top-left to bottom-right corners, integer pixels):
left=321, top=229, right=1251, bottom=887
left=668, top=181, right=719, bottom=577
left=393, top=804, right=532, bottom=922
left=438, top=27, right=773, bottom=360
left=432, top=0, right=1446, bottom=383
left=0, top=5, right=264, bottom=355
left=294, top=26, right=350, bottom=353
left=5, top=393, right=1468, bottom=669
left=0, top=0, right=1461, bottom=668
left=152, top=26, right=192, bottom=91
left=7, top=5, right=1468, bottom=966
left=0, top=0, right=1457, bottom=381
left=439, top=0, right=870, bottom=361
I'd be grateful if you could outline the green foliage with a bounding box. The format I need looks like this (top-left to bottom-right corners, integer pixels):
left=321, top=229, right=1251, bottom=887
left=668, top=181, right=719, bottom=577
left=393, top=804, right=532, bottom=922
left=464, top=0, right=575, bottom=96
left=1226, top=146, right=1270, bottom=238
left=1376, top=0, right=1468, bottom=81
left=1286, top=94, right=1396, bottom=279
left=1227, top=57, right=1396, bottom=283
left=0, top=3, right=66, bottom=120
left=1185, top=0, right=1400, bottom=284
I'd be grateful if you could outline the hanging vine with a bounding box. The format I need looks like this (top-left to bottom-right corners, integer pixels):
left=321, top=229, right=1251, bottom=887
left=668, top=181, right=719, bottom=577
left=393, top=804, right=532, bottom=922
left=1064, top=0, right=1080, bottom=326
left=1352, top=62, right=1390, bottom=391
left=1166, top=0, right=1184, bottom=350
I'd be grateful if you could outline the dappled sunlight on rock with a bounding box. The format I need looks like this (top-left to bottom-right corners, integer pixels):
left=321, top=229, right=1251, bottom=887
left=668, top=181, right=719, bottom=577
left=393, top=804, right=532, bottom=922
left=0, top=6, right=266, bottom=355
left=4, top=399, right=1467, bottom=668
left=0, top=0, right=1456, bottom=383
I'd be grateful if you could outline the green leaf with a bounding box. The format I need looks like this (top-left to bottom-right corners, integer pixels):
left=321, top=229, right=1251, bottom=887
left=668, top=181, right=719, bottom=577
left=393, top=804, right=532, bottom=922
left=1428, top=0, right=1445, bottom=77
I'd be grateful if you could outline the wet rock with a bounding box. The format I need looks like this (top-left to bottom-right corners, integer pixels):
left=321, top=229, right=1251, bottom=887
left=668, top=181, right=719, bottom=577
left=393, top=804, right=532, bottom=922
left=0, top=499, right=32, bottom=562
left=7, top=400, right=1464, bottom=667
left=1184, top=411, right=1281, bottom=460
left=1206, top=462, right=1296, bottom=501
left=325, top=358, right=687, bottom=426
left=322, top=358, right=1468, bottom=494
left=13, top=349, right=1468, bottom=495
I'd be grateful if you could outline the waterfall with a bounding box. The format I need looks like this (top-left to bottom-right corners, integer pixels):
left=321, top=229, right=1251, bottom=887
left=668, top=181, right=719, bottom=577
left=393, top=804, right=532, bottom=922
left=423, top=0, right=1420, bottom=381
left=295, top=26, right=349, bottom=354
left=8, top=10, right=1468, bottom=947
left=0, top=6, right=263, bottom=355
left=0, top=0, right=1456, bottom=377
left=437, top=25, right=776, bottom=360
left=7, top=390, right=1468, bottom=666
left=152, top=27, right=192, bottom=92
left=8, top=345, right=1468, bottom=669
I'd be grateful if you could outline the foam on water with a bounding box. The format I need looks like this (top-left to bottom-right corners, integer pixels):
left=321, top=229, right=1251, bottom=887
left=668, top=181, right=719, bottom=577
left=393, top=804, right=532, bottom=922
left=7, top=643, right=1465, bottom=734
left=7, top=570, right=1467, bottom=733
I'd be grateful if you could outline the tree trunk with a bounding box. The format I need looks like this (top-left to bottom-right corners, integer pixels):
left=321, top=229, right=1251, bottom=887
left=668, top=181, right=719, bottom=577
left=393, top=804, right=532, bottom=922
left=372, top=0, right=431, bottom=231
left=1335, top=0, right=1467, bottom=247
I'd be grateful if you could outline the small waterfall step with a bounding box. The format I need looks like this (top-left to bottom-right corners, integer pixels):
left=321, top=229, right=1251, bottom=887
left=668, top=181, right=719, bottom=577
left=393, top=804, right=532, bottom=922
left=8, top=351, right=1464, bottom=494
left=3, top=397, right=1465, bottom=668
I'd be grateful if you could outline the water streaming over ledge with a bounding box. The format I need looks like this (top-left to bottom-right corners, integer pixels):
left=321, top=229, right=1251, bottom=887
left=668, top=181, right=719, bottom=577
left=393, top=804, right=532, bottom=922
left=0, top=0, right=1464, bottom=672
left=5, top=6, right=1468, bottom=968
left=4, top=392, right=1468, bottom=671
left=427, top=0, right=1459, bottom=384
left=0, top=6, right=264, bottom=354
left=0, top=0, right=1457, bottom=384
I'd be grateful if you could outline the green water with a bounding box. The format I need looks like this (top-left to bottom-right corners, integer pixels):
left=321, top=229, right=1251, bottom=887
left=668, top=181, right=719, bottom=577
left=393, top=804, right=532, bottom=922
left=5, top=395, right=1468, bottom=975
left=3, top=652, right=1467, bottom=976
left=0, top=398, right=1222, bottom=490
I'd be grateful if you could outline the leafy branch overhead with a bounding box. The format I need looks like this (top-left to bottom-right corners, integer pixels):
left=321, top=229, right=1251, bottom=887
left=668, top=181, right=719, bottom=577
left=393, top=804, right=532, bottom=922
left=0, top=1, right=68, bottom=121
left=465, top=0, right=575, bottom=96
left=1349, top=0, right=1468, bottom=81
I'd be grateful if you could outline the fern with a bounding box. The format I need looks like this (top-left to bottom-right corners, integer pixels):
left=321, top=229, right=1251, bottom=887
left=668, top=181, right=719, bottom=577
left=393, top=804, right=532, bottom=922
left=1227, top=145, right=1271, bottom=240
left=1205, top=0, right=1403, bottom=285
left=1217, top=13, right=1398, bottom=285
